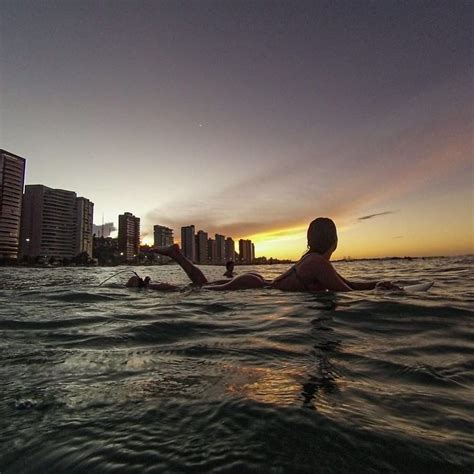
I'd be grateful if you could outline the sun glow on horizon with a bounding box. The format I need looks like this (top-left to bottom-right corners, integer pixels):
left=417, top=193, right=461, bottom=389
left=248, top=191, right=473, bottom=261
left=141, top=236, right=154, bottom=246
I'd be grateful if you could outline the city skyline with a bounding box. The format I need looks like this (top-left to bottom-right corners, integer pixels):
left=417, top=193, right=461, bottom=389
left=0, top=149, right=261, bottom=263
left=1, top=1, right=472, bottom=260
left=2, top=144, right=473, bottom=261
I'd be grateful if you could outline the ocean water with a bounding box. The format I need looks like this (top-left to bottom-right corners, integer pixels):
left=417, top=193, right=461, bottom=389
left=0, top=257, right=473, bottom=473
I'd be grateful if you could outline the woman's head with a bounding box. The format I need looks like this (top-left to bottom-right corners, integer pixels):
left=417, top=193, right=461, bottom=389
left=307, top=218, right=338, bottom=255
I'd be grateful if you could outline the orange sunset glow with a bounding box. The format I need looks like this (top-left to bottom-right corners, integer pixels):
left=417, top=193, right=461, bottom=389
left=2, top=0, right=472, bottom=261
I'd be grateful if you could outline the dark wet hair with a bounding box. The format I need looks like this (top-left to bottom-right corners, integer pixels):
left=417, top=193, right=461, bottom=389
left=306, top=218, right=338, bottom=254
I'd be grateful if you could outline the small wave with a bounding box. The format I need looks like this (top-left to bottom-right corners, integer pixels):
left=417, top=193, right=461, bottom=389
left=0, top=316, right=106, bottom=330
left=1, top=259, right=473, bottom=473
left=340, top=352, right=466, bottom=388
left=3, top=398, right=472, bottom=473
left=123, top=320, right=221, bottom=344
left=46, top=291, right=121, bottom=302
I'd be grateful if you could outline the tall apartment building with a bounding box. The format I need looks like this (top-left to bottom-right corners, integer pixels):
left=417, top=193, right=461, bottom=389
left=207, top=238, right=217, bottom=264
left=0, top=150, right=26, bottom=260
left=153, top=225, right=173, bottom=247
left=196, top=230, right=208, bottom=264
left=181, top=225, right=196, bottom=262
left=76, top=197, right=94, bottom=256
left=118, top=212, right=140, bottom=261
left=239, top=239, right=253, bottom=263
left=153, top=225, right=174, bottom=263
left=225, top=237, right=235, bottom=262
left=20, top=185, right=94, bottom=259
left=215, top=234, right=226, bottom=264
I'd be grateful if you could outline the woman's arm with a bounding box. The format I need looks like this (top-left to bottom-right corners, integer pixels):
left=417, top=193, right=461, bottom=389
left=337, top=272, right=401, bottom=290
left=336, top=273, right=377, bottom=290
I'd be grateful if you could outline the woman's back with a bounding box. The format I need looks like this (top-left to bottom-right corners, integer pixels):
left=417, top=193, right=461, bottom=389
left=271, top=253, right=327, bottom=292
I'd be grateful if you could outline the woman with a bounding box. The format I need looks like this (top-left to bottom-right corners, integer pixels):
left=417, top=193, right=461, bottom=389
left=126, top=218, right=398, bottom=292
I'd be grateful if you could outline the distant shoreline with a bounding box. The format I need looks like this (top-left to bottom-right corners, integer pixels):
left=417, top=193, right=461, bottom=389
left=332, top=255, right=473, bottom=263
left=0, top=254, right=471, bottom=269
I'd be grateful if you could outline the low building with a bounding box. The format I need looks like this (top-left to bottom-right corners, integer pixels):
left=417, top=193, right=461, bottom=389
left=93, top=236, right=119, bottom=264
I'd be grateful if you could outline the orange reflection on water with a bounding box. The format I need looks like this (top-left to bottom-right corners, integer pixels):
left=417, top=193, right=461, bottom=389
left=225, top=364, right=304, bottom=406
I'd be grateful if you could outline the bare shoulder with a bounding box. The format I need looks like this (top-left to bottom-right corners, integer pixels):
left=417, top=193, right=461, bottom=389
left=300, top=253, right=326, bottom=263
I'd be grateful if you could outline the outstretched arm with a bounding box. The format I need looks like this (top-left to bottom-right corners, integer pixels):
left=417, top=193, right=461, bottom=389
left=150, top=244, right=208, bottom=286
left=337, top=272, right=401, bottom=290
left=336, top=273, right=377, bottom=290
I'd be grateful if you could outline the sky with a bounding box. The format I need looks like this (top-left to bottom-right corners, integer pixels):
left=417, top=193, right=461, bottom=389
left=1, top=0, right=472, bottom=259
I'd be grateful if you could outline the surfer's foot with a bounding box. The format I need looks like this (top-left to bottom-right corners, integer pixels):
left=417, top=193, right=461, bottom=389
left=152, top=243, right=180, bottom=257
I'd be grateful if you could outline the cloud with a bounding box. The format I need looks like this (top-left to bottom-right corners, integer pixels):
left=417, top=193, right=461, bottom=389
left=358, top=211, right=394, bottom=221
left=143, top=73, right=473, bottom=242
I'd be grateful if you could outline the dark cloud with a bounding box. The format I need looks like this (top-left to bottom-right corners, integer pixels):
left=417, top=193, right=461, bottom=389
left=358, top=211, right=394, bottom=221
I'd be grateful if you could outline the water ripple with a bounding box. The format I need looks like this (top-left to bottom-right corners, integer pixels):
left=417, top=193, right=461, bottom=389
left=0, top=258, right=473, bottom=472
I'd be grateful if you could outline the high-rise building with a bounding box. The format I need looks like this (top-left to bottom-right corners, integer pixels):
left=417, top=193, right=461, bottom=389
left=239, top=239, right=253, bottom=263
left=76, top=197, right=94, bottom=257
left=196, top=230, right=208, bottom=264
left=215, top=234, right=226, bottom=264
left=154, top=225, right=174, bottom=263
left=181, top=225, right=196, bottom=262
left=118, top=212, right=140, bottom=261
left=0, top=150, right=26, bottom=261
left=207, top=238, right=217, bottom=264
left=251, top=243, right=255, bottom=263
left=20, top=185, right=94, bottom=259
left=153, top=225, right=173, bottom=247
left=225, top=237, right=235, bottom=262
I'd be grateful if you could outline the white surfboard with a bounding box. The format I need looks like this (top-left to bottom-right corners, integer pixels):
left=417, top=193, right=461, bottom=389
left=402, top=281, right=434, bottom=292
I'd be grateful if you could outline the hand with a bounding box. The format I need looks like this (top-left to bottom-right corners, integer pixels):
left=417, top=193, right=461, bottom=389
left=376, top=280, right=402, bottom=291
